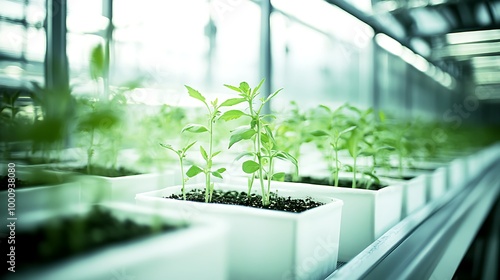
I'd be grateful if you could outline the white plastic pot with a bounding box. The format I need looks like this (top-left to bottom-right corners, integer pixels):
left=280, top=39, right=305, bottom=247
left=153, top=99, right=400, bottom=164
left=380, top=174, right=428, bottom=219
left=293, top=181, right=402, bottom=262
left=136, top=182, right=343, bottom=280
left=448, top=158, right=469, bottom=190
left=5, top=203, right=229, bottom=280
left=76, top=170, right=177, bottom=203
left=426, top=166, right=448, bottom=202
left=223, top=175, right=402, bottom=263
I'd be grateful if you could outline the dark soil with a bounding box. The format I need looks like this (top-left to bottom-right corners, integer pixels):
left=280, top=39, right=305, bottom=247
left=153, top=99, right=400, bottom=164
left=69, top=165, right=140, bottom=177
left=286, top=175, right=387, bottom=190
left=0, top=175, right=26, bottom=190
left=378, top=174, right=415, bottom=181
left=4, top=206, right=183, bottom=272
left=167, top=188, right=324, bottom=213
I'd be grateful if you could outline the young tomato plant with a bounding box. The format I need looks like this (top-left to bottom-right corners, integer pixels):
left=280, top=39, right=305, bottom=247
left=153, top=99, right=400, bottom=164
left=160, top=141, right=196, bottom=200
left=182, top=86, right=229, bottom=203
left=220, top=79, right=297, bottom=206
left=310, top=105, right=355, bottom=187
left=274, top=101, right=312, bottom=182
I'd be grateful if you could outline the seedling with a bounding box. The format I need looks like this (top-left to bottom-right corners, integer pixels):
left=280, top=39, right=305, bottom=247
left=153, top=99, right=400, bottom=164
left=160, top=141, right=196, bottom=200
left=274, top=101, right=312, bottom=182
left=220, top=79, right=297, bottom=206
left=310, top=105, right=355, bottom=187
left=181, top=86, right=229, bottom=203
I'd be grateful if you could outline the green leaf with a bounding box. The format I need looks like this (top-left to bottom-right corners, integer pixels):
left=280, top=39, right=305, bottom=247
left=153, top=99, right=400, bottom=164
left=272, top=172, right=285, bottom=181
left=346, top=128, right=363, bottom=158
left=90, top=44, right=104, bottom=80
left=263, top=88, right=283, bottom=104
left=275, top=151, right=298, bottom=167
left=362, top=171, right=381, bottom=185
left=229, top=127, right=256, bottom=148
left=184, top=141, right=197, bottom=152
left=339, top=126, right=357, bottom=136
left=185, top=86, right=206, bottom=103
left=182, top=124, right=209, bottom=133
left=252, top=78, right=265, bottom=96
left=379, top=111, right=386, bottom=122
left=319, top=105, right=332, bottom=114
left=239, top=82, right=250, bottom=93
left=242, top=160, right=260, bottom=174
left=212, top=172, right=224, bottom=179
left=212, top=151, right=221, bottom=158
left=220, top=98, right=246, bottom=107
left=219, top=110, right=246, bottom=121
left=186, top=165, right=204, bottom=178
left=234, top=152, right=255, bottom=161
left=216, top=167, right=227, bottom=174
left=200, top=146, right=208, bottom=161
left=159, top=143, right=179, bottom=155
left=311, top=130, right=329, bottom=137
left=224, top=84, right=242, bottom=93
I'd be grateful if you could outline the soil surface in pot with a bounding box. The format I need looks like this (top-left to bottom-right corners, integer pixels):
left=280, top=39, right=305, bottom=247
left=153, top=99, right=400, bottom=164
left=2, top=206, right=184, bottom=273
left=0, top=175, right=27, bottom=190
left=167, top=188, right=324, bottom=213
left=284, top=175, right=387, bottom=190
left=68, top=165, right=140, bottom=177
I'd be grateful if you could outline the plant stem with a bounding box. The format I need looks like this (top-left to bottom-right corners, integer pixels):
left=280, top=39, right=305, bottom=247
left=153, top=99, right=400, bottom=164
left=87, top=128, right=95, bottom=174
left=256, top=120, right=267, bottom=206
left=291, top=143, right=300, bottom=182
left=334, top=147, right=339, bottom=187
left=205, top=115, right=215, bottom=203
left=398, top=152, right=403, bottom=179
left=267, top=155, right=274, bottom=200
left=352, top=155, right=357, bottom=188
left=180, top=155, right=186, bottom=200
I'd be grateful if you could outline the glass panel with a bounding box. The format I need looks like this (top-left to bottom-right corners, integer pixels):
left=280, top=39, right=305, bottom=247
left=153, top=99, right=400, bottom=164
left=270, top=9, right=373, bottom=112
left=0, top=22, right=24, bottom=57
left=1, top=0, right=25, bottom=20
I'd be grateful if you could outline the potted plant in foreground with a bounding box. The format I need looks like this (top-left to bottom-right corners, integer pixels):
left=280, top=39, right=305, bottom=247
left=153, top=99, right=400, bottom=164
left=1, top=203, right=228, bottom=280
left=135, top=80, right=344, bottom=280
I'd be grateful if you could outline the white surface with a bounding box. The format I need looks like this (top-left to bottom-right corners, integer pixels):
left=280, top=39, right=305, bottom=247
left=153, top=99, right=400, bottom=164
left=448, top=158, right=469, bottom=190
left=136, top=182, right=343, bottom=280
left=5, top=203, right=229, bottom=280
left=427, top=166, right=448, bottom=202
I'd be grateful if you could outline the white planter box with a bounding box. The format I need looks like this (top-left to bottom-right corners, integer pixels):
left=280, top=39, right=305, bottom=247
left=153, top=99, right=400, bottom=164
left=229, top=168, right=405, bottom=262
left=426, top=166, right=448, bottom=201
left=0, top=182, right=82, bottom=221
left=136, top=182, right=343, bottom=280
left=5, top=203, right=228, bottom=280
left=448, top=158, right=469, bottom=190
left=222, top=177, right=402, bottom=263
left=76, top=170, right=177, bottom=203
left=380, top=175, right=428, bottom=219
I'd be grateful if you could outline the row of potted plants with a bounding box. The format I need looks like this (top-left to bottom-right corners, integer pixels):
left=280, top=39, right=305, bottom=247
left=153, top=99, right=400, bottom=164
left=1, top=78, right=499, bottom=279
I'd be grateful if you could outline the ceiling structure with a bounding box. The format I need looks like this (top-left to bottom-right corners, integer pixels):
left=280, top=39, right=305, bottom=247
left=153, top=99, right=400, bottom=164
left=328, top=0, right=500, bottom=101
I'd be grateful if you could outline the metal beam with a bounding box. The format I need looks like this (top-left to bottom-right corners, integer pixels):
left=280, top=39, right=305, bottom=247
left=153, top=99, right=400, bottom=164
left=45, top=0, right=68, bottom=92
left=260, top=0, right=272, bottom=114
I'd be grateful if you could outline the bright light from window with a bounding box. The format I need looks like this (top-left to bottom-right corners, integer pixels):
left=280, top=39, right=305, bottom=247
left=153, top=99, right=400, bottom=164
left=272, top=0, right=374, bottom=45
left=447, top=29, right=500, bottom=45
left=375, top=33, right=402, bottom=56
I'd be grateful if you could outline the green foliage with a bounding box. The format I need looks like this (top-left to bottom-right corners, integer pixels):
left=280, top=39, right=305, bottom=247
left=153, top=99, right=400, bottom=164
left=161, top=141, right=196, bottom=200
left=309, top=104, right=386, bottom=188
left=75, top=92, right=124, bottom=174
left=223, top=79, right=297, bottom=206
left=273, top=101, right=313, bottom=181
left=135, top=104, right=186, bottom=167
left=181, top=85, right=230, bottom=203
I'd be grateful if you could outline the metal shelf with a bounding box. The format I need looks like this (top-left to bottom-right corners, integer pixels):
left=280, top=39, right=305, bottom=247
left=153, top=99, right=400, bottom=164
left=327, top=158, right=500, bottom=280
